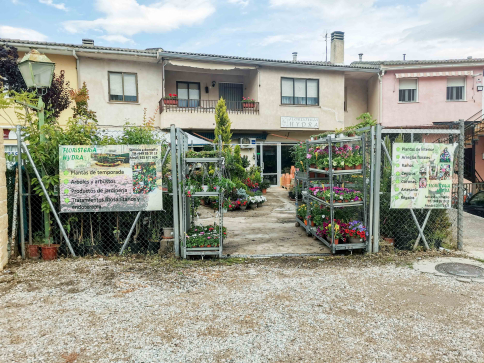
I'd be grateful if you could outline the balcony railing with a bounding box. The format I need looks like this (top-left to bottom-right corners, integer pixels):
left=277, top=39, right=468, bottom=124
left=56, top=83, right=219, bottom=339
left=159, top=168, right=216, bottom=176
left=159, top=98, right=259, bottom=114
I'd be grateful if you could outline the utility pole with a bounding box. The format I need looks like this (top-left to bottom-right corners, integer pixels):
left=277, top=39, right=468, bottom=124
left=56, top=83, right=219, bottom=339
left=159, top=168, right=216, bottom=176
left=324, top=31, right=328, bottom=62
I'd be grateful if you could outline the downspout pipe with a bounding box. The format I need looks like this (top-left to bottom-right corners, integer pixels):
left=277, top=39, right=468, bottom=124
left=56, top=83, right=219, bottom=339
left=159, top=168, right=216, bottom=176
left=72, top=49, right=80, bottom=88
left=378, top=70, right=385, bottom=124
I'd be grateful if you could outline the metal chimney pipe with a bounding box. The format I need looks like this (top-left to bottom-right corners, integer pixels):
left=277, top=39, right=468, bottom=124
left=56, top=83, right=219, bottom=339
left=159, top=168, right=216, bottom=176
left=292, top=52, right=297, bottom=61
left=403, top=54, right=406, bottom=61
left=358, top=53, right=363, bottom=61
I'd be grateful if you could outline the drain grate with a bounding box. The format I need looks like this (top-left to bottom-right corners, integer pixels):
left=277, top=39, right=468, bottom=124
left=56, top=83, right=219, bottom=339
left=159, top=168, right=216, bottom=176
left=435, top=263, right=484, bottom=278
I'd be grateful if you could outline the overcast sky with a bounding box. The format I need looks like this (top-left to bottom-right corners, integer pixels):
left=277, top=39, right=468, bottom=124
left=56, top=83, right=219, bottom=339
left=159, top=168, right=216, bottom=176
left=2, top=0, right=483, bottom=64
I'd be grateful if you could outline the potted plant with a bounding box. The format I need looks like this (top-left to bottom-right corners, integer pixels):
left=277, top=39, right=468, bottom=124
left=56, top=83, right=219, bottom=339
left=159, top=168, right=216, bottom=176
left=240, top=199, right=248, bottom=210
left=242, top=97, right=256, bottom=108
left=28, top=231, right=44, bottom=259
left=345, top=221, right=366, bottom=243
left=40, top=236, right=60, bottom=261
left=297, top=204, right=307, bottom=220
left=260, top=179, right=271, bottom=194
left=164, top=93, right=178, bottom=105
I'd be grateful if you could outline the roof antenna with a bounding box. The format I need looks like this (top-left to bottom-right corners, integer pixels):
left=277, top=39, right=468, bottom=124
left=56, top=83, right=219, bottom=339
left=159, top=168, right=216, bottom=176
left=324, top=30, right=328, bottom=62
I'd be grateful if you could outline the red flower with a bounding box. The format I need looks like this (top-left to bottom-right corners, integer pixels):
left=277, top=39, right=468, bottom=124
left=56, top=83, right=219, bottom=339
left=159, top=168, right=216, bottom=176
left=169, top=93, right=172, bottom=97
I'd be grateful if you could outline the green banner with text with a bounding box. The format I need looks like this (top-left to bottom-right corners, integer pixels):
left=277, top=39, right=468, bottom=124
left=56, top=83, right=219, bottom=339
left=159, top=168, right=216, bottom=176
left=59, top=145, right=163, bottom=213
left=391, top=143, right=456, bottom=209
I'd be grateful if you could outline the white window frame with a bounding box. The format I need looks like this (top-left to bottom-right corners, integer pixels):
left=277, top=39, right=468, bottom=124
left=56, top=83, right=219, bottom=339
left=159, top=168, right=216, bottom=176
left=398, top=78, right=418, bottom=103
left=446, top=77, right=466, bottom=102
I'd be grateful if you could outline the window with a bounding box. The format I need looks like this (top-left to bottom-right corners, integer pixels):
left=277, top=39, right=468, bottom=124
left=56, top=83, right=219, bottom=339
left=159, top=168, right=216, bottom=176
left=177, top=81, right=200, bottom=107
left=281, top=78, right=319, bottom=105
left=109, top=72, right=138, bottom=102
left=399, top=79, right=417, bottom=102
left=447, top=78, right=465, bottom=101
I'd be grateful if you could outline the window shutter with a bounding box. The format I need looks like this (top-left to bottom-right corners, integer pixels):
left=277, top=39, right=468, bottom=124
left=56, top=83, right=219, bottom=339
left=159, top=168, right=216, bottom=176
left=294, top=79, right=306, bottom=97
left=307, top=80, right=318, bottom=98
left=282, top=78, right=293, bottom=97
left=399, top=79, right=417, bottom=90
left=109, top=73, right=123, bottom=97
left=123, top=74, right=136, bottom=96
left=447, top=78, right=465, bottom=87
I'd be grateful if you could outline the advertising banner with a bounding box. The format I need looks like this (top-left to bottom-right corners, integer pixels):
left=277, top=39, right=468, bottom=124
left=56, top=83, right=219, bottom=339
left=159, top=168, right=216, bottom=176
left=59, top=145, right=163, bottom=213
left=390, top=143, right=456, bottom=209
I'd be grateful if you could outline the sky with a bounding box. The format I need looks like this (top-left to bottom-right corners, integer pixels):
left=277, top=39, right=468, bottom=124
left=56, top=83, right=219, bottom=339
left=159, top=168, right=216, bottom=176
left=2, top=0, right=484, bottom=64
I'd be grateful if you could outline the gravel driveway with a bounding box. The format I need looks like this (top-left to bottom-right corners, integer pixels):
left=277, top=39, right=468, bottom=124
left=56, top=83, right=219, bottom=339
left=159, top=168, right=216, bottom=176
left=1, top=256, right=484, bottom=363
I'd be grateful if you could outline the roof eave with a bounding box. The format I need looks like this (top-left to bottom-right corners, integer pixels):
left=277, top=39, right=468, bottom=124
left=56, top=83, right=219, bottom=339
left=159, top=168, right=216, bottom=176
left=158, top=52, right=379, bottom=73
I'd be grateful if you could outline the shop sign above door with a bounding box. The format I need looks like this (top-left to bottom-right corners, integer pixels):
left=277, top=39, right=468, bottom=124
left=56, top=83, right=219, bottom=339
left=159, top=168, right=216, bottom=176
left=281, top=116, right=319, bottom=129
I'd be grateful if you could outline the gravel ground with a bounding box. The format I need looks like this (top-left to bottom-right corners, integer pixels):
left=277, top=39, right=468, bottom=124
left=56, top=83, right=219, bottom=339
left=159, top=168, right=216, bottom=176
left=1, top=256, right=484, bottom=363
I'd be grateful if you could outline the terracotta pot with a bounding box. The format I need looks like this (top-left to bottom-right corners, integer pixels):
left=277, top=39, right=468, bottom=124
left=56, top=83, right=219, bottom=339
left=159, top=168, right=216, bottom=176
left=41, top=245, right=59, bottom=261
left=28, top=245, right=40, bottom=259
left=334, top=239, right=339, bottom=245
left=383, top=237, right=395, bottom=245
left=304, top=220, right=308, bottom=226
left=262, top=189, right=267, bottom=194
left=344, top=165, right=353, bottom=170
left=344, top=200, right=349, bottom=203
left=324, top=167, right=329, bottom=171
left=336, top=167, right=343, bottom=171
left=243, top=103, right=255, bottom=108
left=311, top=220, right=315, bottom=227
left=355, top=164, right=362, bottom=170
left=163, top=99, right=178, bottom=105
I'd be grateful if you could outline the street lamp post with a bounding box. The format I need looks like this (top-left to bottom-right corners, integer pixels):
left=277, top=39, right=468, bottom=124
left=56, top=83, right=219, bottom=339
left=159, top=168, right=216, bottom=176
left=18, top=49, right=55, bottom=242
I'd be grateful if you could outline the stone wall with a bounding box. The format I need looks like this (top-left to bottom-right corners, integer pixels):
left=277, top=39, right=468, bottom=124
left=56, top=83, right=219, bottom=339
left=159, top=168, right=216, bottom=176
left=0, top=132, right=8, bottom=270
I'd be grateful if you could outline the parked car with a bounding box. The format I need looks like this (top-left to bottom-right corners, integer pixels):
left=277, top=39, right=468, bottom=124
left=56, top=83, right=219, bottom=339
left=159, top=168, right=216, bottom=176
left=464, top=191, right=484, bottom=218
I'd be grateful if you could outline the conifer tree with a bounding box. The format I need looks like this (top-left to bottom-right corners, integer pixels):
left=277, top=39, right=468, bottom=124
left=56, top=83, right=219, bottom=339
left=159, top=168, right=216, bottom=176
left=214, top=97, right=232, bottom=149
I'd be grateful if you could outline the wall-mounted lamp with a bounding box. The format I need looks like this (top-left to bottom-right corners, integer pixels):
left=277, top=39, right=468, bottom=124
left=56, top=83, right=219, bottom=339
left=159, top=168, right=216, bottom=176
left=477, top=85, right=483, bottom=92
left=212, top=81, right=216, bottom=87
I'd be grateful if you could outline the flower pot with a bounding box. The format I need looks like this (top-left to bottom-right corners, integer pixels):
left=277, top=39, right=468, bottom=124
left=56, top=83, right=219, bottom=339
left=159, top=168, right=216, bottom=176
left=324, top=167, right=329, bottom=171
left=28, top=245, right=40, bottom=259
left=355, top=164, right=362, bottom=170
left=344, top=165, right=353, bottom=170
left=164, top=99, right=178, bottom=105
left=201, top=185, right=208, bottom=192
left=243, top=103, right=255, bottom=108
left=223, top=208, right=228, bottom=214
left=257, top=202, right=262, bottom=208
left=311, top=220, right=315, bottom=227
left=163, top=227, right=174, bottom=239
left=349, top=237, right=361, bottom=244
left=336, top=167, right=343, bottom=171
left=383, top=237, right=395, bottom=246
left=262, top=189, right=267, bottom=194
left=41, top=244, right=59, bottom=261
left=200, top=199, right=205, bottom=205
left=304, top=220, right=308, bottom=226
left=344, top=200, right=349, bottom=203
left=240, top=205, right=247, bottom=210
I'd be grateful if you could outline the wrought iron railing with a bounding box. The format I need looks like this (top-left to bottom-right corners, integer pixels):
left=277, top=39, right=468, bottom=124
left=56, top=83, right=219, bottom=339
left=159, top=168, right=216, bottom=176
left=159, top=98, right=259, bottom=114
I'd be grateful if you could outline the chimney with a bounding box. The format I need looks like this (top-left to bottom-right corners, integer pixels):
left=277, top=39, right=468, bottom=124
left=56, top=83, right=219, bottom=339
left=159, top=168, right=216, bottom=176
left=330, top=31, right=344, bottom=64
left=358, top=53, right=363, bottom=62
left=403, top=54, right=406, bottom=61
left=292, top=52, right=297, bottom=62
left=468, top=56, right=473, bottom=59
left=82, top=39, right=94, bottom=47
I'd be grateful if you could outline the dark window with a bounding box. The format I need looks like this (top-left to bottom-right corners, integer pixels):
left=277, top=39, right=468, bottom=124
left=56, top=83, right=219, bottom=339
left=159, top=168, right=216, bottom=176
left=177, top=81, right=200, bottom=107
left=447, top=78, right=465, bottom=101
left=398, top=79, right=417, bottom=103
left=281, top=77, right=319, bottom=105
left=109, top=72, right=138, bottom=102
left=399, top=89, right=416, bottom=102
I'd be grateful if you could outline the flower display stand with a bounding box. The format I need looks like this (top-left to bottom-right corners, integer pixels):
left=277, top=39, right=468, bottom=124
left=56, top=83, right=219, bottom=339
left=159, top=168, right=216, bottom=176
left=295, top=134, right=369, bottom=254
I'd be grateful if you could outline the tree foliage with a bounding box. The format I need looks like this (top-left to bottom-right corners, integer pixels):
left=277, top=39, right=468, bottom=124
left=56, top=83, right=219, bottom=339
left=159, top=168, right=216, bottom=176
left=42, top=70, right=72, bottom=121
left=214, top=97, right=232, bottom=149
left=70, top=81, right=97, bottom=122
left=0, top=45, right=26, bottom=92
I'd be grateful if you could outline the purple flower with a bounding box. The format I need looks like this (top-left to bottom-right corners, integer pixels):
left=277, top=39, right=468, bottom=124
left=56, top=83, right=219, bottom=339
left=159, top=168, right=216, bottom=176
left=306, top=154, right=312, bottom=159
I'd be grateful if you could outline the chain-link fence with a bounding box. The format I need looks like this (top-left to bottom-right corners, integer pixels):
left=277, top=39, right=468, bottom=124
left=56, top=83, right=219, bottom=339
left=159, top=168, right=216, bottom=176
left=377, top=125, right=461, bottom=251
left=8, top=142, right=175, bottom=258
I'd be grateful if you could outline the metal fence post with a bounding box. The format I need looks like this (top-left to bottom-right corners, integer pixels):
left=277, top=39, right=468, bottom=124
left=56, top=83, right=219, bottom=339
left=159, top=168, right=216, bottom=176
left=16, top=126, right=25, bottom=259
left=457, top=119, right=464, bottom=250
left=21, top=142, right=76, bottom=257
left=372, top=124, right=382, bottom=253
left=170, top=125, right=180, bottom=257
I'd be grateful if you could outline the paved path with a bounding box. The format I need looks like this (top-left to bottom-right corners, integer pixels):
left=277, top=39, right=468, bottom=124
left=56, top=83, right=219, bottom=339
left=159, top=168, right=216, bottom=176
left=463, top=211, right=484, bottom=259
left=198, top=187, right=330, bottom=256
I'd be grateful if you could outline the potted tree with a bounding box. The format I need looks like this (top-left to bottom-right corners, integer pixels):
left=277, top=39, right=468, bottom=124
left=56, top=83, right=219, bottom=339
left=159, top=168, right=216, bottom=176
left=40, top=235, right=60, bottom=261
left=260, top=179, right=271, bottom=194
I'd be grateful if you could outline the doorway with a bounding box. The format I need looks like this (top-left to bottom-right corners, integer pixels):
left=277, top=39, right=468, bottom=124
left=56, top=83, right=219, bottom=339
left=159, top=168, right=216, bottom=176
left=257, top=143, right=296, bottom=186
left=219, top=83, right=243, bottom=110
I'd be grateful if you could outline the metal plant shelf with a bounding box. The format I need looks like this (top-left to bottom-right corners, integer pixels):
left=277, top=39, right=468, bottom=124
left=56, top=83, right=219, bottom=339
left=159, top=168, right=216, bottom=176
left=308, top=136, right=361, bottom=144
left=308, top=168, right=363, bottom=175
left=308, top=194, right=364, bottom=208
left=185, top=158, right=221, bottom=163
left=297, top=133, right=369, bottom=254
left=192, top=192, right=219, bottom=197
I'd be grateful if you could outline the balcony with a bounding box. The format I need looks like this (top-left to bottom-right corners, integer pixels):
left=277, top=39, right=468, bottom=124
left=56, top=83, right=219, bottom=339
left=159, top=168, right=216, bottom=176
left=159, top=98, right=259, bottom=115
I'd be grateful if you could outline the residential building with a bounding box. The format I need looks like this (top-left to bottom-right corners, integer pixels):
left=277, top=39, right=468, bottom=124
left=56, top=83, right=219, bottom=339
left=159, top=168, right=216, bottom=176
left=353, top=57, right=484, bottom=182
left=1, top=33, right=380, bottom=183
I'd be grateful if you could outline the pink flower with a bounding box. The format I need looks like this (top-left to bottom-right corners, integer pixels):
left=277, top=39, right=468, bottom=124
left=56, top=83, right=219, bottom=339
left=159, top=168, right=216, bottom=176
left=306, top=154, right=312, bottom=159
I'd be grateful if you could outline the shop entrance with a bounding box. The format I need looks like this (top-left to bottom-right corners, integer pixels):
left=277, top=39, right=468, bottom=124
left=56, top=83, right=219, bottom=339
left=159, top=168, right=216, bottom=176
left=257, top=143, right=296, bottom=186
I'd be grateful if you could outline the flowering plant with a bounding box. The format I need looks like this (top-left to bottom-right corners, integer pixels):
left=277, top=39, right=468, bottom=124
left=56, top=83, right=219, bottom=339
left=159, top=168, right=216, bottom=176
left=297, top=204, right=307, bottom=219
left=166, top=93, right=178, bottom=100
left=242, top=97, right=255, bottom=104
left=186, top=224, right=226, bottom=248
left=344, top=221, right=366, bottom=241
